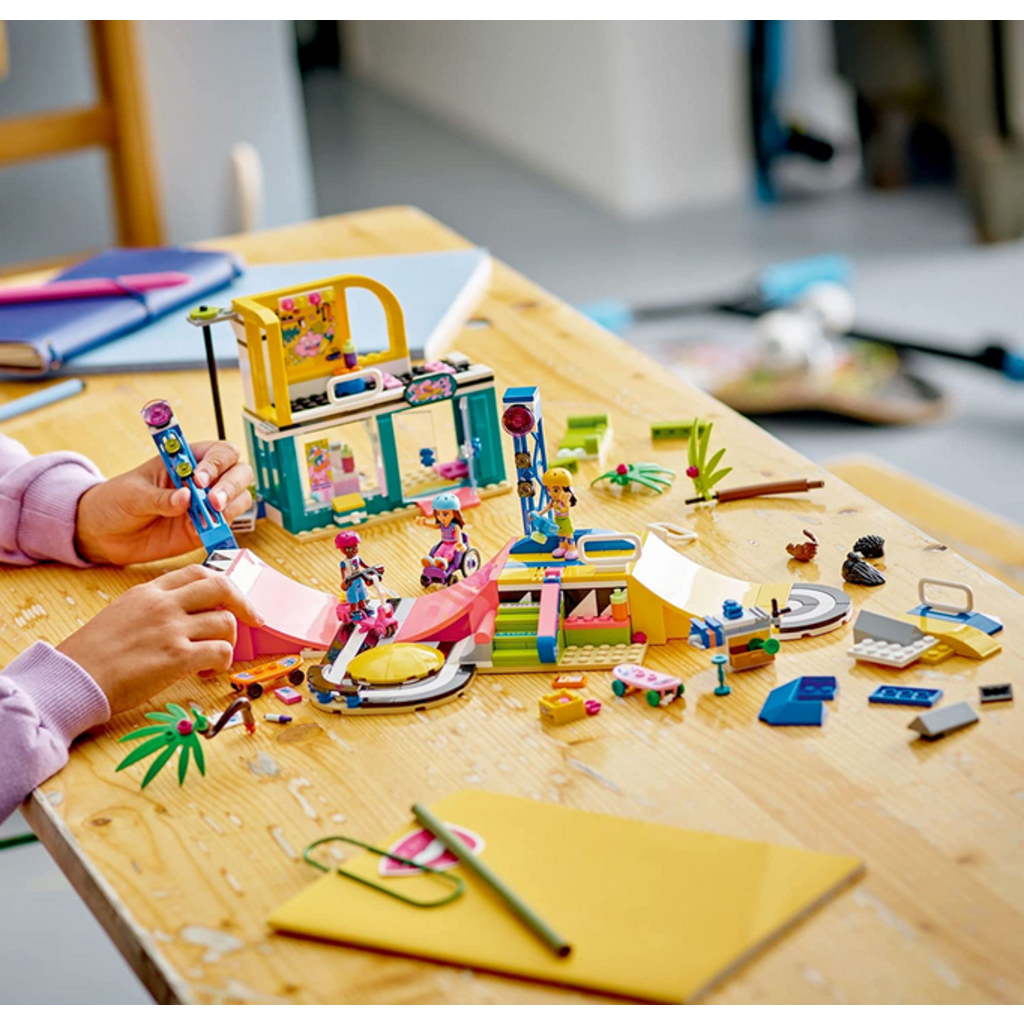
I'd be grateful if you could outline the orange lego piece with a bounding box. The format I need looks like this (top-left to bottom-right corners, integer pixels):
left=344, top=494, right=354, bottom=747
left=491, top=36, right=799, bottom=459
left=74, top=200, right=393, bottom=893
left=554, top=673, right=587, bottom=688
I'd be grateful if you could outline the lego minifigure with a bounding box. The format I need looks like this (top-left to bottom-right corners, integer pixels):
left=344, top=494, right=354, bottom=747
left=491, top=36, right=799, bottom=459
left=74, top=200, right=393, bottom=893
left=335, top=530, right=385, bottom=621
left=540, top=466, right=578, bottom=559
left=416, top=493, right=468, bottom=570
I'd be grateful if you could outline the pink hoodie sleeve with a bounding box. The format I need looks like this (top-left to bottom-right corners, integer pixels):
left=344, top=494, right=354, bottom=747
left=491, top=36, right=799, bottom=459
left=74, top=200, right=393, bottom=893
left=0, top=641, right=110, bottom=823
left=0, top=433, right=104, bottom=566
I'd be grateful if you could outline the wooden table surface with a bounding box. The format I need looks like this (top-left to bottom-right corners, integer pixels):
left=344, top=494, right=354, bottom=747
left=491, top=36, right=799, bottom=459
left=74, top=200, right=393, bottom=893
left=2, top=207, right=1023, bottom=1005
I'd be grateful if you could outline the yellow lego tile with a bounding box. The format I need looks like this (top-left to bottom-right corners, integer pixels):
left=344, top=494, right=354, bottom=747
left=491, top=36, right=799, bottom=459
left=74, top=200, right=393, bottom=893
left=332, top=492, right=367, bottom=514
left=918, top=642, right=955, bottom=666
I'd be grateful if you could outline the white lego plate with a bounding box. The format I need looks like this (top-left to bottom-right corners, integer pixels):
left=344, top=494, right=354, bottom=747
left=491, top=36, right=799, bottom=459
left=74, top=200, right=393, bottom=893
left=847, top=635, right=939, bottom=669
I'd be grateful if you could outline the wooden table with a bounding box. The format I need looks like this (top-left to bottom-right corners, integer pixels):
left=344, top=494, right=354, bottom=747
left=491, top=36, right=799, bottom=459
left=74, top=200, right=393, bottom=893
left=2, top=207, right=1023, bottom=1005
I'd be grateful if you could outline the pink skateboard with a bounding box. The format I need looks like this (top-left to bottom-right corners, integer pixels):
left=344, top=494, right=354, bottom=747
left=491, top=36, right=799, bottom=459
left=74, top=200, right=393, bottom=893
left=611, top=664, right=685, bottom=708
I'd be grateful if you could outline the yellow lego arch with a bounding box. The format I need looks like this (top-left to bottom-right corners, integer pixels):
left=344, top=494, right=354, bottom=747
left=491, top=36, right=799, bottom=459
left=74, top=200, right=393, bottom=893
left=232, top=274, right=409, bottom=428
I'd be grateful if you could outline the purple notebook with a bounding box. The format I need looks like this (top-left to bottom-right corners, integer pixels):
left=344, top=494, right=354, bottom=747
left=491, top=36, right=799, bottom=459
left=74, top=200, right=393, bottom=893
left=0, top=247, right=243, bottom=376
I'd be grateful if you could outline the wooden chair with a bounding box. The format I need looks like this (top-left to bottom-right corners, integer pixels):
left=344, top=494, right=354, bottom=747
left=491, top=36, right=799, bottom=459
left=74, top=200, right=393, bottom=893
left=0, top=20, right=163, bottom=266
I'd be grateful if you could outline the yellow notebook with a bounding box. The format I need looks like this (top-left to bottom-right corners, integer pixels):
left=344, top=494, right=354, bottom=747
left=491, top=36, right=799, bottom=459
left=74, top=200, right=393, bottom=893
left=269, top=791, right=863, bottom=1003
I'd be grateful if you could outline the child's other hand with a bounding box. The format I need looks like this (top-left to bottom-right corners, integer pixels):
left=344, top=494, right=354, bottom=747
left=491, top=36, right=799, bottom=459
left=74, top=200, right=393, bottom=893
left=75, top=441, right=254, bottom=565
left=56, top=564, right=264, bottom=714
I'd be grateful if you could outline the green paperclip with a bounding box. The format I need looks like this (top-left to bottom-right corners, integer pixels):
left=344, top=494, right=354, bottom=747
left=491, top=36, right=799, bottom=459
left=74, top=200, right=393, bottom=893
left=303, top=835, right=464, bottom=909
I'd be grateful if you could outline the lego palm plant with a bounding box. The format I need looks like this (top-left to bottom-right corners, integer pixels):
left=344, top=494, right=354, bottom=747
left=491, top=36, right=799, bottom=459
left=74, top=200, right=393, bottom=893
left=591, top=461, right=676, bottom=494
left=115, top=698, right=255, bottom=789
left=686, top=418, right=732, bottom=502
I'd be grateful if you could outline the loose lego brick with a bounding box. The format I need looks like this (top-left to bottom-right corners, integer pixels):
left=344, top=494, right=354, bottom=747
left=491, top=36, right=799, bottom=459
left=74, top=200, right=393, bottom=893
left=918, top=642, right=955, bottom=666
left=793, top=676, right=838, bottom=701
left=908, top=702, right=979, bottom=739
left=869, top=685, right=943, bottom=708
left=650, top=419, right=709, bottom=441
left=538, top=689, right=587, bottom=725
left=854, top=610, right=926, bottom=647
left=979, top=683, right=1014, bottom=704
left=848, top=635, right=938, bottom=669
left=759, top=679, right=828, bottom=726
left=553, top=673, right=586, bottom=688
left=275, top=686, right=302, bottom=705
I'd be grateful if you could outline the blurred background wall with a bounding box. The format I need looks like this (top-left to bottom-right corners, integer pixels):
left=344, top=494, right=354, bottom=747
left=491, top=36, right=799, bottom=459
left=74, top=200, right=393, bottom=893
left=346, top=21, right=748, bottom=218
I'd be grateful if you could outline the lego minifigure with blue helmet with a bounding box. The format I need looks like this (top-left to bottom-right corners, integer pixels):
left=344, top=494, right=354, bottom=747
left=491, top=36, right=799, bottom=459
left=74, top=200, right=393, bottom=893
left=415, top=492, right=467, bottom=568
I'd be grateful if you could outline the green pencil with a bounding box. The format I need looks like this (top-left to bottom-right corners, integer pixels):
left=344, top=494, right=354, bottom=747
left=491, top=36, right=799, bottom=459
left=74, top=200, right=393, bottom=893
left=411, top=802, right=572, bottom=958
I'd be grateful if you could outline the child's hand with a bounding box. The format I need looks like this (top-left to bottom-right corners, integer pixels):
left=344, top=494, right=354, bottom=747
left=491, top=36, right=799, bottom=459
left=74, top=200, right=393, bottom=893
left=56, top=564, right=264, bottom=714
left=75, top=441, right=254, bottom=565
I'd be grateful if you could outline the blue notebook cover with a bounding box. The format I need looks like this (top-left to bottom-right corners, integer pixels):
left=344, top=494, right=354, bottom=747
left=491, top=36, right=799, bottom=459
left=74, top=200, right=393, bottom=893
left=61, top=248, right=492, bottom=374
left=0, top=248, right=244, bottom=376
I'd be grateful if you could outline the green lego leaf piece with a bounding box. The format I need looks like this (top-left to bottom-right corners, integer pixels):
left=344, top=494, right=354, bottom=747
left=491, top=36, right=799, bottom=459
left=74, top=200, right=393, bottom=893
left=166, top=703, right=189, bottom=721
left=191, top=734, right=206, bottom=777
left=118, top=725, right=172, bottom=744
left=141, top=744, right=178, bottom=789
left=116, top=735, right=172, bottom=772
left=684, top=417, right=732, bottom=501
left=145, top=712, right=178, bottom=724
left=697, top=420, right=711, bottom=468
left=177, top=742, right=192, bottom=785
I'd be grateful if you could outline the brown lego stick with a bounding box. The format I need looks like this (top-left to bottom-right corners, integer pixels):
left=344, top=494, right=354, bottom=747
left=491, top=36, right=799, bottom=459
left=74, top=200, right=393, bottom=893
left=686, top=478, right=824, bottom=505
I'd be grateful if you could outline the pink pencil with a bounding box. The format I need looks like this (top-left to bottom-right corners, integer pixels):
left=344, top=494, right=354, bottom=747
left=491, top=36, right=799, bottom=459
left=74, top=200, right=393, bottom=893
left=0, top=272, right=192, bottom=305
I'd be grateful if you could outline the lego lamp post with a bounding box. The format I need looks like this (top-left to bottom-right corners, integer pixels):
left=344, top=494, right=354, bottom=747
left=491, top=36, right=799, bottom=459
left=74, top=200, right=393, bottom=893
left=501, top=386, right=549, bottom=539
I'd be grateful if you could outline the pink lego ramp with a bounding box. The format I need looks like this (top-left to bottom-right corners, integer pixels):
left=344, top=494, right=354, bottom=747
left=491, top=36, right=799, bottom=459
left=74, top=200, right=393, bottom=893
left=395, top=540, right=512, bottom=645
left=205, top=548, right=338, bottom=661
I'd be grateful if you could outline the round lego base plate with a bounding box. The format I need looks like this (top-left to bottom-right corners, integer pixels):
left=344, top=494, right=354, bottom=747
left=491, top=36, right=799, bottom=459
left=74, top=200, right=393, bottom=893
left=777, top=583, right=853, bottom=640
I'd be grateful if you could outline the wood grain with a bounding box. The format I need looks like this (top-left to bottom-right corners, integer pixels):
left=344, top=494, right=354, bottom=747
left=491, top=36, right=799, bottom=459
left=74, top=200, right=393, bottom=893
left=2, top=207, right=1023, bottom=1005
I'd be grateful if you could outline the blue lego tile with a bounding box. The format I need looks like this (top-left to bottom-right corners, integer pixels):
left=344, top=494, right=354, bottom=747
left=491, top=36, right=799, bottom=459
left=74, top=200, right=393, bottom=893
left=906, top=605, right=1003, bottom=635
left=869, top=685, right=943, bottom=707
left=503, top=386, right=539, bottom=402
left=759, top=678, right=829, bottom=726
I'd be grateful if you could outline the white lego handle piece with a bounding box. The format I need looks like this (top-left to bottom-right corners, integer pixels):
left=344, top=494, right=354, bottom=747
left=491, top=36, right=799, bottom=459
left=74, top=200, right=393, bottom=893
left=918, top=577, right=973, bottom=615
left=646, top=522, right=698, bottom=547
left=577, top=532, right=642, bottom=571
left=326, top=367, right=385, bottom=406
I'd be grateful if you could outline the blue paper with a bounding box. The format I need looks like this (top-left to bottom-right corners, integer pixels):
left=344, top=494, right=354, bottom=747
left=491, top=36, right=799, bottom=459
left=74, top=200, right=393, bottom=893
left=64, top=248, right=491, bottom=374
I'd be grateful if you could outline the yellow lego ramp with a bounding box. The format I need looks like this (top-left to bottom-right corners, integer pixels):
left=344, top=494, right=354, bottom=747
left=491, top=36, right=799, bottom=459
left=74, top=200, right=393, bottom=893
left=901, top=614, right=1002, bottom=659
left=629, top=533, right=790, bottom=645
